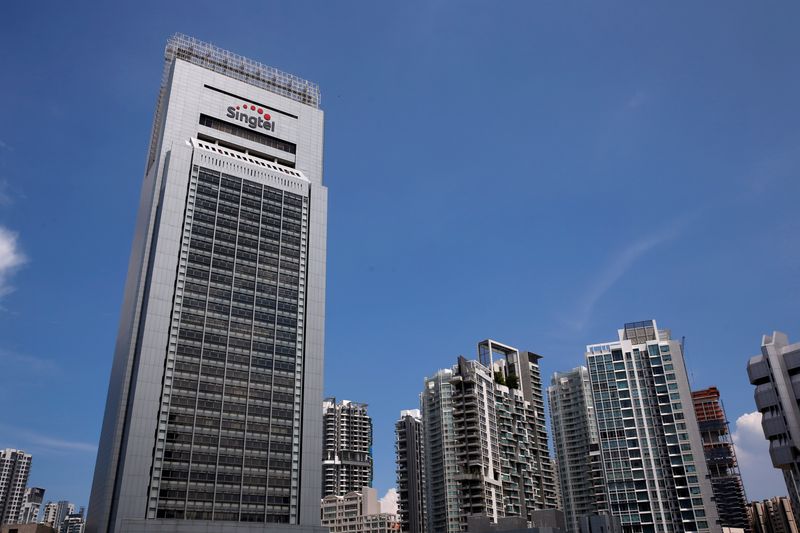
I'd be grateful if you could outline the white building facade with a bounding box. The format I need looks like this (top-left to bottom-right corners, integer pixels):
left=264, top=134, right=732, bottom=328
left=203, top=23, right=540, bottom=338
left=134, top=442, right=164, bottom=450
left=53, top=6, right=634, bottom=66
left=0, top=449, right=32, bottom=525
left=87, top=34, right=327, bottom=533
left=585, top=321, right=720, bottom=533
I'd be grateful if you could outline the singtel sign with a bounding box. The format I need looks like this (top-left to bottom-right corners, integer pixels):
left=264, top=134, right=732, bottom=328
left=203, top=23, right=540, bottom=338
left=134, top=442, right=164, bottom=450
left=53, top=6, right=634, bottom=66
left=226, top=104, right=275, bottom=132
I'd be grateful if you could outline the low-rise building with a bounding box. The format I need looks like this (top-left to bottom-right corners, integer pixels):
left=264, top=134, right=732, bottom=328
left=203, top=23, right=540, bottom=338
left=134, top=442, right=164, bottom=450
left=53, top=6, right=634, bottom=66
left=321, top=487, right=399, bottom=533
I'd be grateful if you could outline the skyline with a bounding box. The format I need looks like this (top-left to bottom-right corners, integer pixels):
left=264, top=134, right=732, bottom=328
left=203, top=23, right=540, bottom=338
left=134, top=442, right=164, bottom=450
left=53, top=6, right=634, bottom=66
left=1, top=0, right=798, bottom=511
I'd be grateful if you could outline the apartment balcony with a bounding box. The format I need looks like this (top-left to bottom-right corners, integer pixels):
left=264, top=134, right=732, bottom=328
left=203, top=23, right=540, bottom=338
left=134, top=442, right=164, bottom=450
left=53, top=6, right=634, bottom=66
left=762, top=415, right=788, bottom=439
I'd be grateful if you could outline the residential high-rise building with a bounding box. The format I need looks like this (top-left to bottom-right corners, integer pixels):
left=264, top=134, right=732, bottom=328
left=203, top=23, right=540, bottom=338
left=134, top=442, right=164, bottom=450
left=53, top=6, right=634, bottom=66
left=58, top=512, right=85, bottom=533
left=395, top=410, right=426, bottom=533
left=320, top=487, right=399, bottom=533
left=548, top=367, right=605, bottom=533
left=585, top=320, right=720, bottom=533
left=747, top=332, right=800, bottom=517
left=749, top=497, right=799, bottom=533
left=322, top=399, right=373, bottom=497
left=421, top=341, right=558, bottom=533
left=41, top=502, right=74, bottom=532
left=482, top=340, right=559, bottom=514
left=17, top=488, right=45, bottom=524
left=421, top=367, right=461, bottom=533
left=87, top=34, right=328, bottom=533
left=0, top=449, right=32, bottom=525
left=691, top=387, right=749, bottom=532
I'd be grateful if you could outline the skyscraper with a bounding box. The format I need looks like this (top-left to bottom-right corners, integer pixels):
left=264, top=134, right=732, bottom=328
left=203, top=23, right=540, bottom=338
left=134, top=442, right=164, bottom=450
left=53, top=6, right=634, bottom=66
left=585, top=321, right=720, bottom=533
left=480, top=340, right=559, bottom=514
left=395, top=410, right=426, bottom=533
left=548, top=367, right=605, bottom=533
left=87, top=34, right=327, bottom=533
left=0, top=449, right=32, bottom=525
left=322, top=399, right=374, bottom=497
left=420, top=341, right=558, bottom=533
left=747, top=332, right=800, bottom=518
left=16, top=488, right=45, bottom=524
left=691, top=387, right=749, bottom=532
left=421, top=367, right=460, bottom=533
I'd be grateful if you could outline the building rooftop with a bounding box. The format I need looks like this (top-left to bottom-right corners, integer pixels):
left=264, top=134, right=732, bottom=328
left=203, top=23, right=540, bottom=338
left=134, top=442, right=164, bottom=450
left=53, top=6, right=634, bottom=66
left=166, top=33, right=320, bottom=108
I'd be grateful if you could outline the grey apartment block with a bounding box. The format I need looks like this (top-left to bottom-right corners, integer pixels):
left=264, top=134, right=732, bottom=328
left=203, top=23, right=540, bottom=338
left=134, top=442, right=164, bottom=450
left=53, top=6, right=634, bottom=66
left=482, top=341, right=559, bottom=515
left=87, top=34, right=327, bottom=533
left=421, top=341, right=558, bottom=533
left=422, top=368, right=461, bottom=533
left=548, top=367, right=605, bottom=533
left=585, top=321, right=720, bottom=533
left=396, top=410, right=426, bottom=533
left=322, top=399, right=373, bottom=497
left=747, top=332, right=800, bottom=517
left=0, top=449, right=32, bottom=526
left=16, top=488, right=45, bottom=525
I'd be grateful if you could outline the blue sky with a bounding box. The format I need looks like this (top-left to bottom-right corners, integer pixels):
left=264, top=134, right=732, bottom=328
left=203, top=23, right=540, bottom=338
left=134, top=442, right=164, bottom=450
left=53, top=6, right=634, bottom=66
left=1, top=1, right=797, bottom=508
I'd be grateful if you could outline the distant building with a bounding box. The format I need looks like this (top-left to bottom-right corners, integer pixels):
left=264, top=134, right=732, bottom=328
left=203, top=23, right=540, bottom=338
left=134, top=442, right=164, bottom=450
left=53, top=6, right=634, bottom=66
left=57, top=513, right=84, bottom=533
left=395, top=410, right=426, bottom=533
left=749, top=497, right=798, bottom=533
left=0, top=449, right=32, bottom=525
left=747, top=332, right=800, bottom=516
left=585, top=321, right=720, bottom=533
left=16, top=488, right=45, bottom=524
left=322, top=399, right=374, bottom=497
left=41, top=503, right=73, bottom=532
left=692, top=387, right=749, bottom=531
left=0, top=524, right=56, bottom=533
left=548, top=367, right=605, bottom=533
left=320, top=487, right=399, bottom=533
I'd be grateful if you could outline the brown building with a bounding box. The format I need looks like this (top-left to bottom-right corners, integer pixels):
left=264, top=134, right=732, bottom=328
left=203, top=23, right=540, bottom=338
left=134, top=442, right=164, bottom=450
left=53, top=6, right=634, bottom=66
left=692, top=387, right=750, bottom=532
left=749, top=497, right=798, bottom=533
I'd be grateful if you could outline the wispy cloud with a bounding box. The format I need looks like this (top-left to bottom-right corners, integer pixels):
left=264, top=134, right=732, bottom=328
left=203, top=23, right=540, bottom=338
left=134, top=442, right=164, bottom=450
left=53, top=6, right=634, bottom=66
left=0, top=139, right=10, bottom=151
left=626, top=90, right=647, bottom=110
left=0, top=226, right=26, bottom=297
left=379, top=487, right=398, bottom=515
left=732, top=411, right=786, bottom=500
left=565, top=214, right=693, bottom=332
left=0, top=424, right=97, bottom=454
left=0, top=349, right=58, bottom=373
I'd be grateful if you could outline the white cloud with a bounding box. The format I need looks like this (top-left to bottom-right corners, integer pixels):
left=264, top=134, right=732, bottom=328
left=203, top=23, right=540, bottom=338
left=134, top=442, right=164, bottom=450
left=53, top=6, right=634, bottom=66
left=732, top=411, right=786, bottom=501
left=0, top=226, right=25, bottom=296
left=379, top=487, right=398, bottom=515
left=0, top=424, right=97, bottom=454
left=564, top=215, right=692, bottom=332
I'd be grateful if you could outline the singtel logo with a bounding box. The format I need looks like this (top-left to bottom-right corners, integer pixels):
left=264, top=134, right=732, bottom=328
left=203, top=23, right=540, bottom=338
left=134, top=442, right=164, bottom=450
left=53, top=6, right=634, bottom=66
left=226, top=103, right=275, bottom=132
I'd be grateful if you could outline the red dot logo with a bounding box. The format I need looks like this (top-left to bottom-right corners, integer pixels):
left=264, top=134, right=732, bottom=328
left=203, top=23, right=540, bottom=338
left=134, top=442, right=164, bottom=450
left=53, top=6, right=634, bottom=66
left=257, top=108, right=263, bottom=114
left=264, top=114, right=271, bottom=120
left=250, top=105, right=256, bottom=110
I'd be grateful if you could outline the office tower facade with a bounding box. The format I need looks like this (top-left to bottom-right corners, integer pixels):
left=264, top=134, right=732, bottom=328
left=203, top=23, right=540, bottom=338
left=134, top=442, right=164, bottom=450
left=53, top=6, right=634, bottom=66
left=482, top=340, right=559, bottom=514
left=585, top=321, right=720, bottom=533
left=421, top=342, right=558, bottom=533
left=42, top=502, right=75, bottom=532
left=749, top=498, right=799, bottom=533
left=0, top=449, right=32, bottom=525
left=16, top=488, right=45, bottom=524
left=549, top=367, right=605, bottom=533
left=396, top=410, right=426, bottom=533
left=320, top=487, right=399, bottom=533
left=88, top=34, right=327, bottom=533
left=691, top=388, right=749, bottom=532
left=322, top=399, right=373, bottom=497
left=747, top=332, right=800, bottom=517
